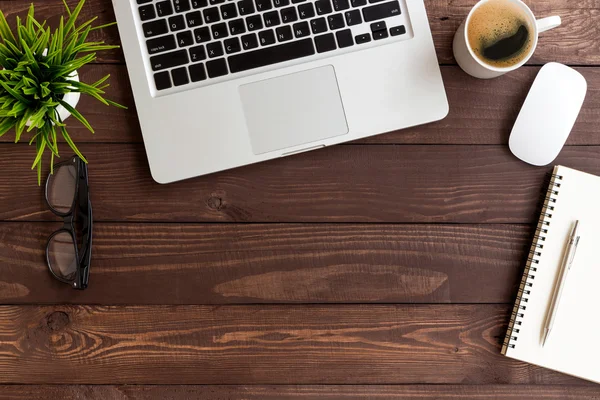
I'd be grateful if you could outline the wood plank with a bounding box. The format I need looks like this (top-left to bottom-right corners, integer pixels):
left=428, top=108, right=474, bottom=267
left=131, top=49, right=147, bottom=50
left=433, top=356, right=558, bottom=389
left=0, top=304, right=591, bottom=385
left=2, top=0, right=598, bottom=65
left=366, top=66, right=600, bottom=145
left=0, top=222, right=529, bottom=304
left=1, top=385, right=600, bottom=399
left=2, top=66, right=598, bottom=145
left=0, top=143, right=598, bottom=223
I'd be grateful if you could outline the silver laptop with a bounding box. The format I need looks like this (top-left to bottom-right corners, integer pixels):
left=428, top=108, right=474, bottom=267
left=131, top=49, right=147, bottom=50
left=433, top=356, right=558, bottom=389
left=112, top=0, right=448, bottom=183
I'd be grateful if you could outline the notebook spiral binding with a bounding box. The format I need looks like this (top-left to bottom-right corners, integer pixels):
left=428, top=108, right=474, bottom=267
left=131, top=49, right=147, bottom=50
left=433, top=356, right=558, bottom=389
left=501, top=170, right=563, bottom=354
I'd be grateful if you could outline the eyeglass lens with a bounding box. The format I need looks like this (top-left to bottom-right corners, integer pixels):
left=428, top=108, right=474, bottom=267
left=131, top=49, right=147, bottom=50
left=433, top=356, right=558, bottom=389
left=48, top=231, right=78, bottom=282
left=47, top=163, right=77, bottom=214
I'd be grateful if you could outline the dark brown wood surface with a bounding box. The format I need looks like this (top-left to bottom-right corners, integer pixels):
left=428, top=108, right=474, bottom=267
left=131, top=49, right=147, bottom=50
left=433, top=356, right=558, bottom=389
left=1, top=385, right=599, bottom=400
left=1, top=0, right=600, bottom=398
left=0, top=304, right=588, bottom=384
left=1, top=144, right=599, bottom=223
left=0, top=222, right=530, bottom=304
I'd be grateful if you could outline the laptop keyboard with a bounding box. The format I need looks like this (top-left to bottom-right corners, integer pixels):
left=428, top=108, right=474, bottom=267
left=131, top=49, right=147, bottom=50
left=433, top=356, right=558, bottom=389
left=136, top=0, right=408, bottom=91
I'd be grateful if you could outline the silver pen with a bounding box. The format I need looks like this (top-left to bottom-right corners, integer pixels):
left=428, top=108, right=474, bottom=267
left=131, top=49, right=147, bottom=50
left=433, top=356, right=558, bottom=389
left=542, top=220, right=581, bottom=347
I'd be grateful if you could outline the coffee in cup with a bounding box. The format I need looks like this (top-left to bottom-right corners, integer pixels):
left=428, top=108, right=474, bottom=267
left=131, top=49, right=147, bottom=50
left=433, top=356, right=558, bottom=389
left=467, top=0, right=534, bottom=68
left=453, top=0, right=561, bottom=79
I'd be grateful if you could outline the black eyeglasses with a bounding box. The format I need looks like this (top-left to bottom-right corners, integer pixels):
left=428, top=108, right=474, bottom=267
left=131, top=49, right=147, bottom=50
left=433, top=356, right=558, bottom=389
left=45, top=156, right=93, bottom=290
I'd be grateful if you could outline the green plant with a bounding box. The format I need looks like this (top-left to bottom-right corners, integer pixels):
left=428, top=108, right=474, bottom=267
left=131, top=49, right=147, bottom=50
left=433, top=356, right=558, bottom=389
left=0, top=0, right=125, bottom=184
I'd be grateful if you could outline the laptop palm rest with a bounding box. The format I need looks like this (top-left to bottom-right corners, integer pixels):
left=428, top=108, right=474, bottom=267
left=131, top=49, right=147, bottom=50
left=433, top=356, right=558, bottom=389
left=239, top=65, right=349, bottom=155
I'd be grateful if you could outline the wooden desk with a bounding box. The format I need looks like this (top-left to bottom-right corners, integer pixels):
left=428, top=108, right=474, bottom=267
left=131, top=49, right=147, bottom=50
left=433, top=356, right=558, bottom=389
left=0, top=0, right=599, bottom=398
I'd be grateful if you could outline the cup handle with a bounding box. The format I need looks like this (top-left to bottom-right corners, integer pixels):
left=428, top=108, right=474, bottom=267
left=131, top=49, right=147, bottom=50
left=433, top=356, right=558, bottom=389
left=537, top=16, right=561, bottom=33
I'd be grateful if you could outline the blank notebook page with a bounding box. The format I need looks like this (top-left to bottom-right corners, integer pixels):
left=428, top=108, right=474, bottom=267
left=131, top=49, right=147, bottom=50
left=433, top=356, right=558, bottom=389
left=503, top=165, right=600, bottom=383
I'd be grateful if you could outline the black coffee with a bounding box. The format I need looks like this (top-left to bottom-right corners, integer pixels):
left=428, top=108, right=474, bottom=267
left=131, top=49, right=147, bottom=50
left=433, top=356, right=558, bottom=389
left=467, top=0, right=534, bottom=68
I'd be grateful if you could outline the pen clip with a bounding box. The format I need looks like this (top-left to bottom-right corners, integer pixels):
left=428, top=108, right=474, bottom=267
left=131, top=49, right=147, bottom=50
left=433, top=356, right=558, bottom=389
left=567, top=235, right=580, bottom=270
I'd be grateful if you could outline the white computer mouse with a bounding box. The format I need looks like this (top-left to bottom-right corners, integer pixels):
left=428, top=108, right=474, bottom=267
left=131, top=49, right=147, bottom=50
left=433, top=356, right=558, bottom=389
left=509, top=62, right=587, bottom=166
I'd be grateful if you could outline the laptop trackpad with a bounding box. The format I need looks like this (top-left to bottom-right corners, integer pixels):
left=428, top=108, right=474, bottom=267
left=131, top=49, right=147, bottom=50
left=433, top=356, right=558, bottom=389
left=239, top=65, right=349, bottom=155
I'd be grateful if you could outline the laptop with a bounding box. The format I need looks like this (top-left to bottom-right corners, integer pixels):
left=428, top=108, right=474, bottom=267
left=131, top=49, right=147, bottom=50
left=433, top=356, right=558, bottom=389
left=112, top=0, right=448, bottom=183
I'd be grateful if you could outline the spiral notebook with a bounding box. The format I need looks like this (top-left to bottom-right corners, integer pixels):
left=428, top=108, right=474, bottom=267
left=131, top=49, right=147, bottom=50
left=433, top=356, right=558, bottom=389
left=502, top=165, right=600, bottom=384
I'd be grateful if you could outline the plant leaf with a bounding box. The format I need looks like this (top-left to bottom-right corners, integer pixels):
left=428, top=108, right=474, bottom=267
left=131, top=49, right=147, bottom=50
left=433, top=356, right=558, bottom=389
left=58, top=98, right=94, bottom=133
left=0, top=10, right=17, bottom=46
left=60, top=124, right=87, bottom=162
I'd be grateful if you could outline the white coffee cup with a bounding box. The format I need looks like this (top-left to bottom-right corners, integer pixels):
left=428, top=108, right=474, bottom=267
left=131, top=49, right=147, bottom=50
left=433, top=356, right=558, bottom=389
left=453, top=0, right=561, bottom=79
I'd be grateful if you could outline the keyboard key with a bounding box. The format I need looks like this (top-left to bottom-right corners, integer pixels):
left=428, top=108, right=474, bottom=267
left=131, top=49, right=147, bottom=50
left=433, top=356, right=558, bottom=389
left=314, top=33, right=336, bottom=52
left=138, top=0, right=153, bottom=3
left=203, top=7, right=220, bottom=23
left=156, top=1, right=174, bottom=16
left=147, top=34, right=177, bottom=54
left=207, top=58, right=229, bottom=77
left=139, top=5, right=156, bottom=21
left=207, top=41, right=224, bottom=57
left=177, top=30, right=194, bottom=46
left=292, top=0, right=306, bottom=3
left=355, top=32, right=371, bottom=43
left=370, top=21, right=386, bottom=31
left=241, top=33, right=259, bottom=49
left=292, top=21, right=310, bottom=37
left=174, top=0, right=191, bottom=12
left=221, top=3, right=238, bottom=19
left=143, top=19, right=169, bottom=37
left=238, top=0, right=255, bottom=15
left=150, top=49, right=189, bottom=70
left=273, top=0, right=290, bottom=6
left=327, top=13, right=345, bottom=30
left=246, top=15, right=263, bottom=31
left=332, top=0, right=350, bottom=11
left=210, top=0, right=226, bottom=4
left=298, top=3, right=315, bottom=19
left=194, top=26, right=211, bottom=42
left=315, top=0, right=333, bottom=15
left=168, top=15, right=186, bottom=31
left=310, top=17, right=327, bottom=34
left=369, top=0, right=386, bottom=3
left=154, top=71, right=172, bottom=90
left=255, top=0, right=273, bottom=12
left=275, top=25, right=293, bottom=42
left=258, top=29, right=276, bottom=45
left=281, top=7, right=298, bottom=23
left=224, top=37, right=241, bottom=53
left=345, top=9, right=361, bottom=25
left=228, top=38, right=314, bottom=73
left=362, top=1, right=400, bottom=22
left=390, top=24, right=406, bottom=36
left=211, top=22, right=229, bottom=39
left=186, top=11, right=203, bottom=26
left=192, top=0, right=208, bottom=8
left=229, top=18, right=246, bottom=35
left=189, top=45, right=207, bottom=61
left=264, top=10, right=280, bottom=27
left=189, top=63, right=207, bottom=81
left=336, top=28, right=353, bottom=47
left=372, top=29, right=388, bottom=40
left=171, top=66, right=189, bottom=86
left=351, top=0, right=366, bottom=6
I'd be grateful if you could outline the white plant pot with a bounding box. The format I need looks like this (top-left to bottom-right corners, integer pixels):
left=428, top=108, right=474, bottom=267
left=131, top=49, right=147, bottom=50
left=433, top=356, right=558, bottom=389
left=26, top=70, right=81, bottom=127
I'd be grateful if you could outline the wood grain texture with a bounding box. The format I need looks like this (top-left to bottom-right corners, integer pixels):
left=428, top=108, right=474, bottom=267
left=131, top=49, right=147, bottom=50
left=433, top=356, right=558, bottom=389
left=0, top=304, right=591, bottom=385
left=0, top=222, right=530, bottom=304
left=1, top=143, right=599, bottom=223
left=368, top=66, right=600, bottom=145
left=1, top=66, right=598, bottom=145
left=1, top=0, right=598, bottom=65
left=1, top=385, right=600, bottom=400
